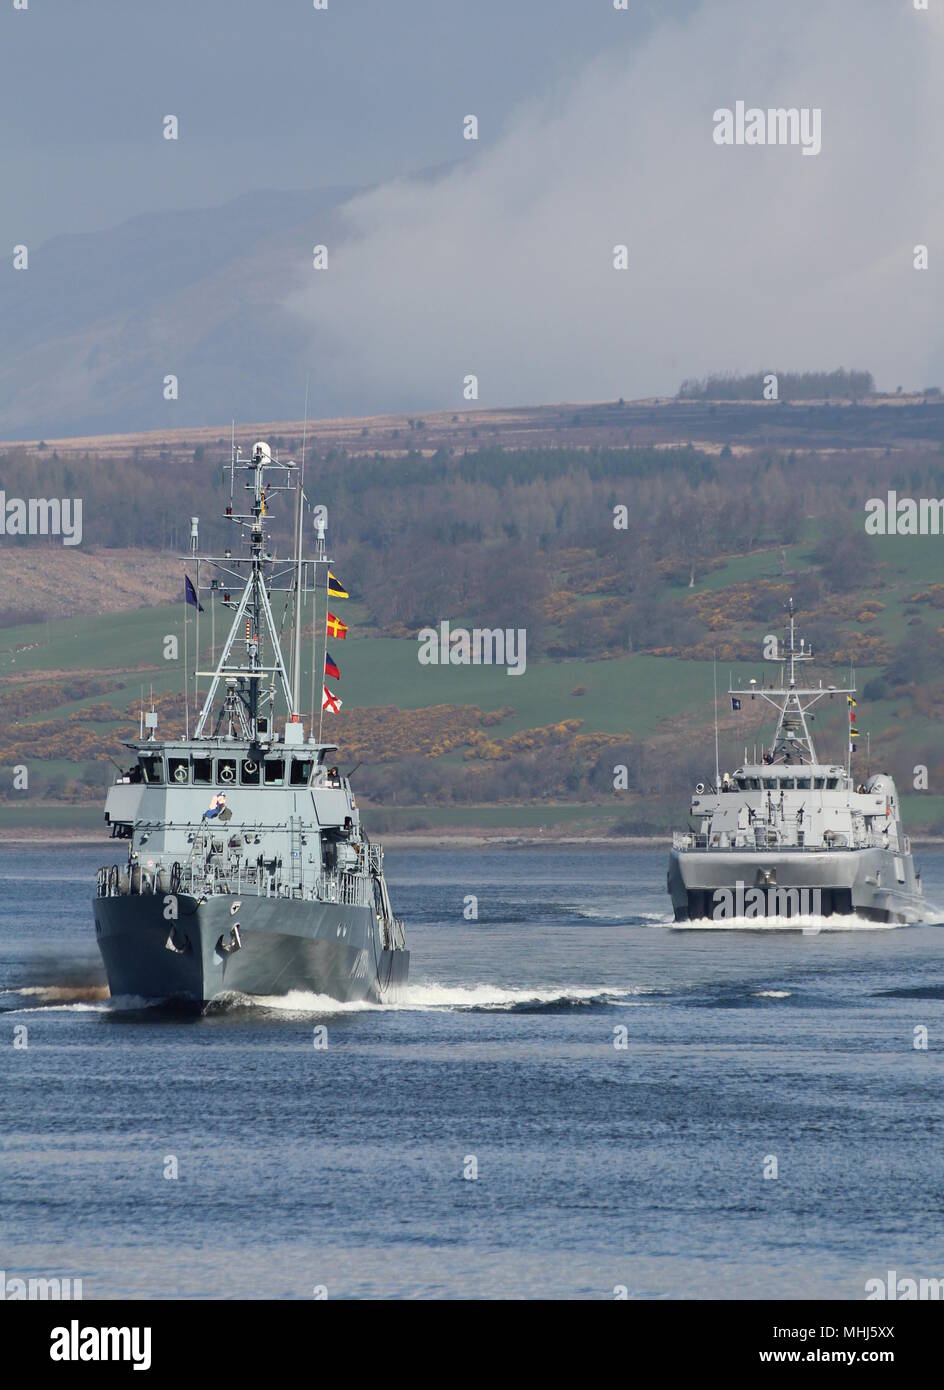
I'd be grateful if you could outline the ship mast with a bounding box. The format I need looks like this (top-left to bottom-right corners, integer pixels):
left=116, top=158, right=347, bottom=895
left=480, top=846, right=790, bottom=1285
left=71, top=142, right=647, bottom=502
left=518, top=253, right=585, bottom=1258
left=290, top=380, right=309, bottom=724
left=193, top=441, right=306, bottom=742
left=730, top=599, right=855, bottom=768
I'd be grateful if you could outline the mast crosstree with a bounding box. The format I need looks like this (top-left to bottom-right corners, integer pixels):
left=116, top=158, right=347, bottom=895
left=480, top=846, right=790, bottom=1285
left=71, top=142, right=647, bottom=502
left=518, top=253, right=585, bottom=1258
left=729, top=600, right=855, bottom=768
left=193, top=441, right=316, bottom=742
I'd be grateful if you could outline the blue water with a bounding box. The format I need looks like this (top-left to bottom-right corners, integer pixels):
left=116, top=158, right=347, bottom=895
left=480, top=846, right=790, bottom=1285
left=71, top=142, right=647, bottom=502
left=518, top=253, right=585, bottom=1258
left=2, top=844, right=943, bottom=1299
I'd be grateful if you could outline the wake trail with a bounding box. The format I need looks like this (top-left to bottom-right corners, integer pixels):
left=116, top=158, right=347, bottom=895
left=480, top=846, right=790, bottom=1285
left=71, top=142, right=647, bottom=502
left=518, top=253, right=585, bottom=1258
left=209, top=982, right=657, bottom=1016
left=671, top=913, right=899, bottom=932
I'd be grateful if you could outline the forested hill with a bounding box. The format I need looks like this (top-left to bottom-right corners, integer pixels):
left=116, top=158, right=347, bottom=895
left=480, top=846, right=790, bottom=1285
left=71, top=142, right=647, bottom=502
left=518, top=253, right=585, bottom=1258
left=2, top=393, right=944, bottom=834
left=2, top=396, right=944, bottom=657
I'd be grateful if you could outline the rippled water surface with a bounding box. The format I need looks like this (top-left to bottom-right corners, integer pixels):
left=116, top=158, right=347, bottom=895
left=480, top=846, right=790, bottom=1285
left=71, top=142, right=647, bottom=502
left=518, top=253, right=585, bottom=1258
left=2, top=844, right=943, bottom=1299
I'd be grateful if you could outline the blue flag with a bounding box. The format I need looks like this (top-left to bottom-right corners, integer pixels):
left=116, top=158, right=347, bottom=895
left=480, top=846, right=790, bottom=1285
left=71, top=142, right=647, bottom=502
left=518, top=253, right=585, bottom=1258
left=185, top=575, right=204, bottom=612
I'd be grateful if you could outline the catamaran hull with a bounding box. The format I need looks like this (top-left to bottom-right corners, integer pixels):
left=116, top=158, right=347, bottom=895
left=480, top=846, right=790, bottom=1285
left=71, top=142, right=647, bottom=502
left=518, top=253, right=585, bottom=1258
left=667, top=846, right=927, bottom=924
left=93, top=892, right=410, bottom=1006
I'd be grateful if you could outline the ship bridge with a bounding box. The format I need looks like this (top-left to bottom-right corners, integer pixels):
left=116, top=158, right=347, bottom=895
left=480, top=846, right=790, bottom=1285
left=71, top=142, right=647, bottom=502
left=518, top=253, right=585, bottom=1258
left=678, top=768, right=904, bottom=855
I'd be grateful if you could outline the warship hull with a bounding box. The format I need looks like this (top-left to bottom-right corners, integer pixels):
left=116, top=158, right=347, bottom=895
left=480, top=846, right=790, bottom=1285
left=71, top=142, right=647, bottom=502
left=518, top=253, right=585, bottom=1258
left=93, top=892, right=410, bottom=1006
left=667, top=846, right=926, bottom=924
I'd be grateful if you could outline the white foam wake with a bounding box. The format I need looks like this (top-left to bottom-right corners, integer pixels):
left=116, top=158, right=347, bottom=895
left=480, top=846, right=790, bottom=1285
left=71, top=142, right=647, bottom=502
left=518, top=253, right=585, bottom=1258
left=5, top=985, right=109, bottom=1000
left=9, top=1001, right=111, bottom=1013
left=0, top=986, right=160, bottom=1013
left=672, top=913, right=898, bottom=933
left=217, top=982, right=653, bottom=1015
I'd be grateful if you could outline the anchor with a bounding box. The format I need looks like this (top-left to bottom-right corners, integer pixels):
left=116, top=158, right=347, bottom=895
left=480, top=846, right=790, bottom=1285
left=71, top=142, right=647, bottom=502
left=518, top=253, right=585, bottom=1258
left=164, top=926, right=191, bottom=954
left=215, top=924, right=242, bottom=957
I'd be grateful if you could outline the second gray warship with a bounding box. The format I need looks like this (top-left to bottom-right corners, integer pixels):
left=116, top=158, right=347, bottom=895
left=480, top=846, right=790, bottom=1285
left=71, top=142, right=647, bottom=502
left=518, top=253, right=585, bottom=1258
left=94, top=440, right=409, bottom=1004
left=668, top=603, right=927, bottom=924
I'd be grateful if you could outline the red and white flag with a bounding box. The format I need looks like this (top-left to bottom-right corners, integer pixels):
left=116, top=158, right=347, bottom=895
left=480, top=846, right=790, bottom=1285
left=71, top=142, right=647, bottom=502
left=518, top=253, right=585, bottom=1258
left=322, top=685, right=342, bottom=714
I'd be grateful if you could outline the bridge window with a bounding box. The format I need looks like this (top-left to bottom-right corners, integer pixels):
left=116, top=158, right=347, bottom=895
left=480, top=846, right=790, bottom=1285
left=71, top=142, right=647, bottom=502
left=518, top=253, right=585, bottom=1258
left=168, top=757, right=189, bottom=785
left=795, top=778, right=810, bottom=789
left=290, top=759, right=312, bottom=787
left=826, top=777, right=838, bottom=789
left=814, top=777, right=825, bottom=789
left=193, top=758, right=212, bottom=784
left=240, top=758, right=260, bottom=785
left=217, top=758, right=237, bottom=786
left=264, top=758, right=285, bottom=786
left=140, top=756, right=163, bottom=784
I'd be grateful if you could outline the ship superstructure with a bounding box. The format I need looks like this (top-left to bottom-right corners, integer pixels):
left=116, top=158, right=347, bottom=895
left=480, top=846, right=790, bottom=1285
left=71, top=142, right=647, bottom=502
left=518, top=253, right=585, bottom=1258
left=93, top=440, right=408, bottom=1003
left=667, top=603, right=926, bottom=924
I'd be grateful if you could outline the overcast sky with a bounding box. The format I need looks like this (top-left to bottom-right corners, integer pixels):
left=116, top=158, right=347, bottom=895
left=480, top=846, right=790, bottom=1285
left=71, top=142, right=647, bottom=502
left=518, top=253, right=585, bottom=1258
left=285, top=0, right=944, bottom=407
left=1, top=0, right=681, bottom=248
left=2, top=0, right=941, bottom=419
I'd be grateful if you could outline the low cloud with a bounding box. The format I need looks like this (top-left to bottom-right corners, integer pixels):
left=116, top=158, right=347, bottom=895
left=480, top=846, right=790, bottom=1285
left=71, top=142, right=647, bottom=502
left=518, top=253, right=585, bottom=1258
left=289, top=0, right=944, bottom=413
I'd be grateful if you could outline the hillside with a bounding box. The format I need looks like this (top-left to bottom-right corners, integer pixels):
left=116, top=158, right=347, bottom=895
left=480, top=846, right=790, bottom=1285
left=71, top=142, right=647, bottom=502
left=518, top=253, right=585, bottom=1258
left=2, top=393, right=944, bottom=837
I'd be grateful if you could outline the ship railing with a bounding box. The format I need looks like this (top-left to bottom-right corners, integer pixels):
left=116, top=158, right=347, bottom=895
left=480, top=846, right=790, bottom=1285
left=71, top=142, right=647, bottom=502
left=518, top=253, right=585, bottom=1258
left=92, top=859, right=275, bottom=900
left=673, top=830, right=889, bottom=852
left=97, top=865, right=121, bottom=897
left=97, top=846, right=398, bottom=913
left=96, top=858, right=375, bottom=905
left=361, top=843, right=384, bottom=876
left=96, top=864, right=173, bottom=897
left=314, top=871, right=370, bottom=907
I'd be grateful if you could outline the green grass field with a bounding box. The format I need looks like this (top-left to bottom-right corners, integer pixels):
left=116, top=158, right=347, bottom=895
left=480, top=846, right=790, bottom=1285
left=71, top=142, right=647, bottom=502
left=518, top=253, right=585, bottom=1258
left=0, top=803, right=102, bottom=830
left=3, top=599, right=723, bottom=738
left=5, top=521, right=944, bottom=832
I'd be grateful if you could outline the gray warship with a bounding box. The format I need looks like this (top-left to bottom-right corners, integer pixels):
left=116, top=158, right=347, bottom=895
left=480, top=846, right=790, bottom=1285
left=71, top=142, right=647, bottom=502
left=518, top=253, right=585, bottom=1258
left=94, top=440, right=409, bottom=1004
left=668, top=603, right=926, bottom=924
